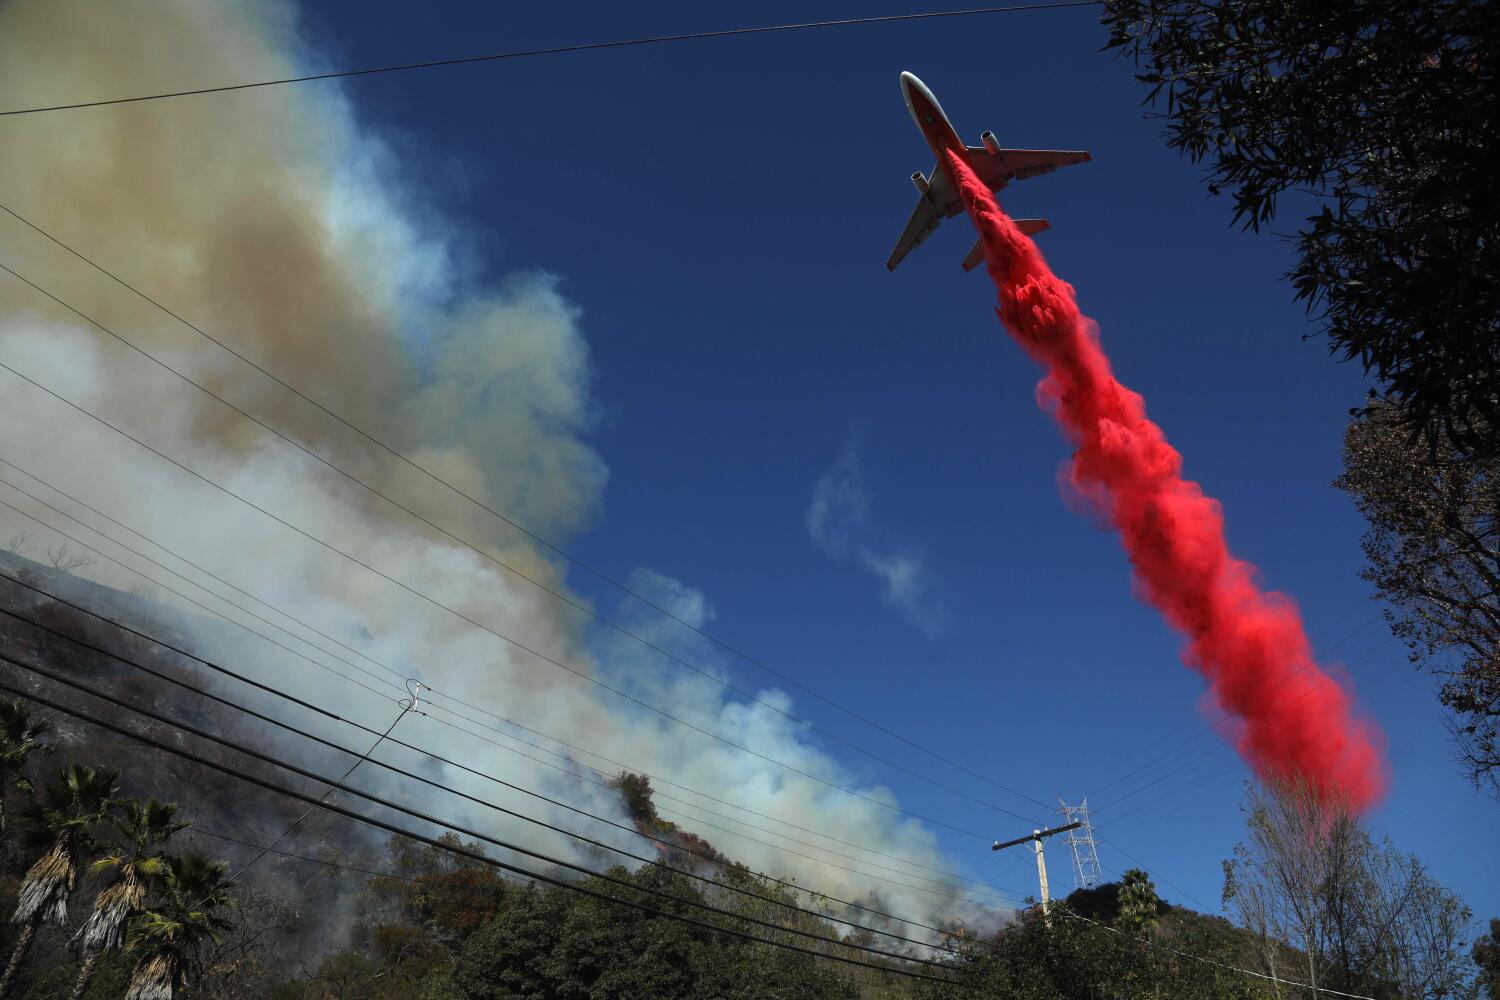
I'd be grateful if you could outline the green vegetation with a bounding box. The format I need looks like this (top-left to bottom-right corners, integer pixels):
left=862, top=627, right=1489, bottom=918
left=1337, top=399, right=1500, bottom=794
left=1101, top=0, right=1500, bottom=798
left=1103, top=0, right=1499, bottom=459
left=1224, top=778, right=1475, bottom=999
left=0, top=699, right=235, bottom=1000
left=0, top=698, right=1490, bottom=1000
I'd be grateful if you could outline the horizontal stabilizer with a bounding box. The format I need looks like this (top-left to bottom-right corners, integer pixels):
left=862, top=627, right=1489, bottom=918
left=961, top=219, right=1050, bottom=272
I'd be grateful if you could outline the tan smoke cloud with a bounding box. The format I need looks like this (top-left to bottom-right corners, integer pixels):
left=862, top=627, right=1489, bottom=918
left=0, top=0, right=603, bottom=545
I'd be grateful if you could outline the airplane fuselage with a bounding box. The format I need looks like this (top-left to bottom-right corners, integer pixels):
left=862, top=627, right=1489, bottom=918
left=902, top=72, right=965, bottom=159
left=901, top=72, right=1000, bottom=204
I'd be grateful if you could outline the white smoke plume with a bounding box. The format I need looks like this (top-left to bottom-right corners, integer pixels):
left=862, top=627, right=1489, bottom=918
left=0, top=0, right=1012, bottom=943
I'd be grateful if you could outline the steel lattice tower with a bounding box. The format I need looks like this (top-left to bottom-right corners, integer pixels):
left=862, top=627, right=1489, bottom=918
left=1057, top=797, right=1102, bottom=891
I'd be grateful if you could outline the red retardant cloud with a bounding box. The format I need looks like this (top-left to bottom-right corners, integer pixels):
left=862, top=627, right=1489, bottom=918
left=945, top=149, right=1385, bottom=810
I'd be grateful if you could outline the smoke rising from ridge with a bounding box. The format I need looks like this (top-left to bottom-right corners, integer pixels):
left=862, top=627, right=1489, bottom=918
left=945, top=148, right=1385, bottom=810
left=0, top=0, right=1009, bottom=942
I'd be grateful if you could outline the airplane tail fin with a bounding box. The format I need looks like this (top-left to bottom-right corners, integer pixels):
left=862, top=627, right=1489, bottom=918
left=961, top=219, right=1049, bottom=272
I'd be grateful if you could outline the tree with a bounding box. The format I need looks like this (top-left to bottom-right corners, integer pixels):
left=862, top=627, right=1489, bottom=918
left=1336, top=398, right=1500, bottom=793
left=1223, top=778, right=1475, bottom=998
left=446, top=866, right=859, bottom=1000
left=122, top=851, right=235, bottom=1000
left=0, top=697, right=50, bottom=836
left=0, top=764, right=119, bottom=999
left=71, top=798, right=189, bottom=1000
left=45, top=544, right=94, bottom=573
left=1118, top=868, right=1162, bottom=938
left=1102, top=0, right=1500, bottom=459
left=611, top=771, right=660, bottom=828
left=1475, top=918, right=1500, bottom=1000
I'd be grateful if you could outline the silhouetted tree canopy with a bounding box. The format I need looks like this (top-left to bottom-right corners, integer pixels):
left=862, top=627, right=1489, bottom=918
left=1103, top=0, right=1500, bottom=458
left=1337, top=399, right=1500, bottom=793
left=1476, top=918, right=1500, bottom=1000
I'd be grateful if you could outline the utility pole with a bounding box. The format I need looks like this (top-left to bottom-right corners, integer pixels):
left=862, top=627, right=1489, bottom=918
left=1057, top=797, right=1102, bottom=891
left=992, top=821, right=1080, bottom=926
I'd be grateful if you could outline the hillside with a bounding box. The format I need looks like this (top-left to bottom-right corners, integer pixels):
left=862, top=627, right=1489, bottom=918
left=0, top=553, right=1314, bottom=999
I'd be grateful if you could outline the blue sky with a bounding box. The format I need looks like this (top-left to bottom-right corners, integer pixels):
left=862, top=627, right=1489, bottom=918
left=300, top=2, right=1498, bottom=920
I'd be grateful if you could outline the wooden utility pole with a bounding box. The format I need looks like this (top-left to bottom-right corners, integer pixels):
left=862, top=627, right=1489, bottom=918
left=992, top=822, right=1081, bottom=926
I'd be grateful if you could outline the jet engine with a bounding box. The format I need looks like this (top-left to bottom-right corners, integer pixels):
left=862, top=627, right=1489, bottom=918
left=981, top=130, right=1002, bottom=154
left=910, top=171, right=930, bottom=194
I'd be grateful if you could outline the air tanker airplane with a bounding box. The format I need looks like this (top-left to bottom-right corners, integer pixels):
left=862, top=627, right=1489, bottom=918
left=888, top=71, right=1091, bottom=272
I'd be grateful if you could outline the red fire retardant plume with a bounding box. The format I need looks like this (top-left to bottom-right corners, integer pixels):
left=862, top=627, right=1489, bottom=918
left=945, top=149, right=1385, bottom=810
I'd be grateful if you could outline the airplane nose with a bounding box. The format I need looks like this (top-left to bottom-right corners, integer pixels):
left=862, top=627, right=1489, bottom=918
left=900, top=70, right=919, bottom=92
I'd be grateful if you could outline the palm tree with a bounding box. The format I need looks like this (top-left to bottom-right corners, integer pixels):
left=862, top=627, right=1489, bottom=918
left=70, top=798, right=188, bottom=1000
left=0, top=697, right=51, bottom=835
left=124, top=852, right=235, bottom=1000
left=0, top=764, right=119, bottom=999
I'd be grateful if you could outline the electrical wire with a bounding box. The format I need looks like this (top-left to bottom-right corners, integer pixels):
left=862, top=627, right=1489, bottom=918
left=0, top=483, right=1026, bottom=903
left=1081, top=611, right=1385, bottom=803
left=192, top=827, right=415, bottom=884
left=0, top=679, right=965, bottom=987
left=0, top=567, right=1021, bottom=929
left=0, top=666, right=969, bottom=980
left=3, top=650, right=963, bottom=954
left=0, top=198, right=1055, bottom=817
left=220, top=697, right=413, bottom=892
left=0, top=484, right=407, bottom=702
left=1097, top=653, right=1410, bottom=840
left=1092, top=635, right=1398, bottom=819
left=0, top=357, right=1018, bottom=842
left=0, top=257, right=1049, bottom=824
left=0, top=3, right=1103, bottom=118
left=1052, top=907, right=1375, bottom=1000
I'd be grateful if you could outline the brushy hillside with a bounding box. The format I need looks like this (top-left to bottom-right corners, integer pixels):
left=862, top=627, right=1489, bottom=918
left=0, top=554, right=1483, bottom=998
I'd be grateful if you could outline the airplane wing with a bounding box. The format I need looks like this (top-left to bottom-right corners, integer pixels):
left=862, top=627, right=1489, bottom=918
left=966, top=147, right=1091, bottom=188
left=886, top=193, right=944, bottom=271
left=887, top=162, right=963, bottom=271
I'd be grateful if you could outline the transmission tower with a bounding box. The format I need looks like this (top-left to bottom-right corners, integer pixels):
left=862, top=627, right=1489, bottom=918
left=1057, top=797, right=1102, bottom=891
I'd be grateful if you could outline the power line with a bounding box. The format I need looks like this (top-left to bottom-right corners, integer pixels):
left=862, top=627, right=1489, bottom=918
left=0, top=484, right=1026, bottom=903
left=1092, top=635, right=1398, bottom=820
left=0, top=3, right=1102, bottom=118
left=10, top=658, right=976, bottom=973
left=192, top=827, right=414, bottom=884
left=1090, top=834, right=1211, bottom=913
left=3, top=650, right=963, bottom=956
left=0, top=680, right=964, bottom=986
left=0, top=254, right=1049, bottom=824
left=0, top=566, right=1021, bottom=926
left=0, top=201, right=1055, bottom=818
left=0, top=482, right=408, bottom=703
left=0, top=358, right=1017, bottom=841
left=1076, top=650, right=1407, bottom=921
left=425, top=707, right=1029, bottom=909
left=1081, top=612, right=1385, bottom=803
left=1097, top=654, right=1410, bottom=840
left=220, top=694, right=414, bottom=893
left=1053, top=907, right=1375, bottom=1000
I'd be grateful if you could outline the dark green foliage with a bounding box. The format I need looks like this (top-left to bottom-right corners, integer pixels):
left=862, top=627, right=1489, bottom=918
left=610, top=773, right=658, bottom=829
left=1117, top=868, right=1162, bottom=938
left=1476, top=918, right=1500, bottom=1000
left=375, top=834, right=510, bottom=945
left=1336, top=399, right=1500, bottom=792
left=16, top=949, right=130, bottom=1000
left=0, top=699, right=50, bottom=839
left=1103, top=0, right=1500, bottom=458
left=446, top=866, right=858, bottom=1000
left=911, top=902, right=1259, bottom=1000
